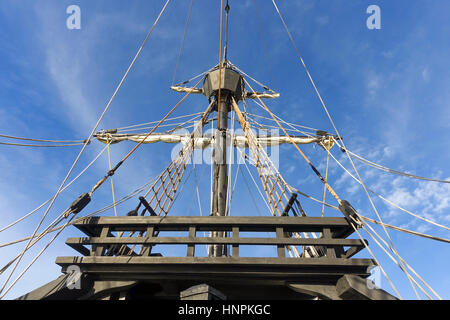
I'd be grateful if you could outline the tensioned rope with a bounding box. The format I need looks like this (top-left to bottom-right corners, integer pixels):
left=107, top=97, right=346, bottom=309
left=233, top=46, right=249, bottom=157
left=360, top=219, right=425, bottom=299
left=133, top=156, right=197, bottom=256
left=234, top=97, right=321, bottom=258
left=243, top=77, right=344, bottom=206
left=325, top=141, right=450, bottom=231
left=341, top=147, right=450, bottom=184
left=0, top=145, right=108, bottom=233
left=350, top=222, right=403, bottom=298
left=233, top=98, right=289, bottom=217
left=238, top=161, right=268, bottom=216
left=319, top=142, right=444, bottom=297
left=358, top=218, right=442, bottom=299
left=360, top=216, right=450, bottom=244
left=225, top=110, right=236, bottom=216
left=270, top=1, right=437, bottom=298
left=321, top=140, right=331, bottom=217
left=0, top=134, right=85, bottom=143
left=0, top=214, right=79, bottom=299
left=0, top=0, right=172, bottom=298
left=89, top=75, right=204, bottom=197
left=232, top=65, right=277, bottom=94
left=217, top=0, right=225, bottom=126
left=119, top=103, right=213, bottom=255
left=322, top=141, right=445, bottom=297
left=0, top=142, right=85, bottom=148
left=247, top=108, right=319, bottom=133
left=355, top=218, right=431, bottom=299
left=252, top=0, right=275, bottom=87
left=106, top=136, right=118, bottom=217
left=0, top=163, right=170, bottom=251
left=172, top=0, right=194, bottom=86
left=0, top=91, right=200, bottom=298
left=115, top=112, right=203, bottom=131
left=89, top=83, right=207, bottom=255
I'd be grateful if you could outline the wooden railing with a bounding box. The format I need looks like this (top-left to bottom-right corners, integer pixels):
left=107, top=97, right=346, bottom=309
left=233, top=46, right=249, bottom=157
left=65, top=216, right=365, bottom=259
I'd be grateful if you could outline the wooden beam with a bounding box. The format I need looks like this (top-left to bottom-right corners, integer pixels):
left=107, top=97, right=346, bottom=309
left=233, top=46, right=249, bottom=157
left=276, top=227, right=286, bottom=258
left=232, top=227, right=239, bottom=257
left=72, top=216, right=352, bottom=232
left=187, top=226, right=196, bottom=257
left=66, top=236, right=366, bottom=247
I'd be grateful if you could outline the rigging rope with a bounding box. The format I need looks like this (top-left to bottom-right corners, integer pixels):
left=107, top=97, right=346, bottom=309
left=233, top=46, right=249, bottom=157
left=0, top=165, right=166, bottom=250
left=327, top=140, right=446, bottom=297
left=346, top=220, right=403, bottom=298
left=243, top=77, right=343, bottom=205
left=217, top=0, right=225, bottom=126
left=340, top=147, right=450, bottom=184
left=0, top=214, right=77, bottom=299
left=270, top=1, right=440, bottom=299
left=106, top=136, right=118, bottom=217
left=322, top=138, right=445, bottom=296
left=0, top=1, right=172, bottom=297
left=321, top=142, right=330, bottom=217
left=234, top=97, right=321, bottom=258
left=247, top=108, right=319, bottom=133
left=0, top=134, right=86, bottom=143
left=224, top=0, right=230, bottom=60
left=171, top=0, right=194, bottom=86
left=252, top=0, right=275, bottom=87
left=232, top=64, right=276, bottom=93
left=359, top=218, right=442, bottom=299
left=357, top=219, right=431, bottom=299
left=0, top=142, right=85, bottom=148
left=239, top=166, right=262, bottom=216
left=360, top=215, right=450, bottom=244
left=88, top=76, right=204, bottom=199
left=0, top=145, right=108, bottom=233
left=115, top=112, right=203, bottom=131
left=324, top=142, right=450, bottom=231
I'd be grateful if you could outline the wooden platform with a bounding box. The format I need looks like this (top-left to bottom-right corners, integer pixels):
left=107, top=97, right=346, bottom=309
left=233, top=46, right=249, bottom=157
left=52, top=216, right=375, bottom=296
left=17, top=216, right=394, bottom=300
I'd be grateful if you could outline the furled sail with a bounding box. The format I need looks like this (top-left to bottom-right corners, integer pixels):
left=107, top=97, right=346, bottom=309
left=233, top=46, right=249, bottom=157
left=170, top=86, right=280, bottom=99
left=94, top=132, right=335, bottom=149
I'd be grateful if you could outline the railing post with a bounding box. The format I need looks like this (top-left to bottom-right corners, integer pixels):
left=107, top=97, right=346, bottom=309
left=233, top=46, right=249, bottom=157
left=232, top=227, right=239, bottom=257
left=322, top=228, right=336, bottom=258
left=92, top=226, right=109, bottom=256
left=187, top=225, right=196, bottom=257
left=276, top=227, right=286, bottom=258
left=141, top=225, right=155, bottom=256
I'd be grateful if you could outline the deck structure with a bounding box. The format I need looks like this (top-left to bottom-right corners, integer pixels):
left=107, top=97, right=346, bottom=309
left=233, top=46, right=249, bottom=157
left=18, top=216, right=396, bottom=300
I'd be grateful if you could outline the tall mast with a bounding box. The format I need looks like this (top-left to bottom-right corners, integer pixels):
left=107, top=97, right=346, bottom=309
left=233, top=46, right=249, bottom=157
left=209, top=1, right=236, bottom=257
left=210, top=90, right=230, bottom=257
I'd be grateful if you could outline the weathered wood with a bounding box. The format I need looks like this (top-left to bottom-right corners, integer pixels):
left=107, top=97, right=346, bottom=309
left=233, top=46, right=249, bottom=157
left=141, top=226, right=155, bottom=256
left=341, top=245, right=366, bottom=259
left=56, top=256, right=374, bottom=267
left=55, top=256, right=375, bottom=283
left=67, top=241, right=90, bottom=256
left=276, top=227, right=286, bottom=258
left=232, top=227, right=239, bottom=257
left=187, top=226, right=196, bottom=257
left=180, top=284, right=227, bottom=300
left=322, top=228, right=335, bottom=258
left=94, top=226, right=109, bottom=256
left=73, top=216, right=353, bottom=233
left=66, top=236, right=365, bottom=247
left=54, top=215, right=376, bottom=300
left=336, top=274, right=397, bottom=300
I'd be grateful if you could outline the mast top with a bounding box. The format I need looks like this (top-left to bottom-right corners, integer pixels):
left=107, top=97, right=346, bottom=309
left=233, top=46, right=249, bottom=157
left=202, top=65, right=244, bottom=101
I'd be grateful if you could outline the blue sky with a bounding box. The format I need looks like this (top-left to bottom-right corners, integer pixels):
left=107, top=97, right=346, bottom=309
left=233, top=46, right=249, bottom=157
left=0, top=0, right=449, bottom=299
